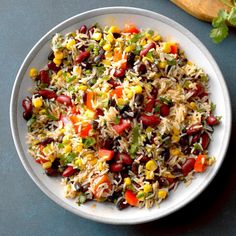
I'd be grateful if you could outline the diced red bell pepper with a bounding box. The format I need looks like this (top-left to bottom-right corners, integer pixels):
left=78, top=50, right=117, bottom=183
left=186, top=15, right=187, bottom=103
left=123, top=24, right=140, bottom=34
left=125, top=190, right=138, bottom=206
left=194, top=155, right=207, bottom=173
left=62, top=166, right=76, bottom=177
left=80, top=123, right=92, bottom=138
left=110, top=87, right=123, bottom=98
left=145, top=97, right=155, bottom=112
left=140, top=114, right=161, bottom=126
left=98, top=149, right=115, bottom=161
left=113, top=119, right=131, bottom=134
left=170, top=44, right=178, bottom=54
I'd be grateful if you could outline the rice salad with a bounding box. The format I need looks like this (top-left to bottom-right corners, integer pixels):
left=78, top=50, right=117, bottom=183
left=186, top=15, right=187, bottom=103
left=22, top=24, right=220, bottom=210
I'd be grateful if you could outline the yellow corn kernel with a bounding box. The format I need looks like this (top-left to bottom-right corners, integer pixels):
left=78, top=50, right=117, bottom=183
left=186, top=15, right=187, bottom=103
left=85, top=153, right=94, bottom=160
left=84, top=110, right=95, bottom=119
left=106, top=33, right=114, bottom=43
left=53, top=58, right=62, bottom=66
left=133, top=85, right=143, bottom=94
left=125, top=44, right=135, bottom=53
left=143, top=184, right=152, bottom=193
left=146, top=159, right=157, bottom=171
left=92, top=32, right=102, bottom=41
left=39, top=109, right=46, bottom=115
left=146, top=127, right=153, bottom=133
left=29, top=67, right=38, bottom=78
left=140, top=39, right=147, bottom=46
left=158, top=189, right=168, bottom=199
left=159, top=61, right=167, bottom=69
left=98, top=162, right=104, bottom=171
left=117, top=98, right=126, bottom=106
left=145, top=33, right=152, bottom=40
left=48, top=154, right=56, bottom=162
left=54, top=50, right=64, bottom=60
left=64, top=144, right=72, bottom=153
left=142, top=56, right=154, bottom=63
left=57, top=70, right=63, bottom=76
left=153, top=34, right=161, bottom=41
left=189, top=102, right=197, bottom=110
left=124, top=177, right=131, bottom=186
left=66, top=39, right=76, bottom=50
left=105, top=51, right=113, bottom=59
left=172, top=135, right=180, bottom=143
left=187, top=61, right=192, bottom=65
left=32, top=97, right=43, bottom=108
left=73, top=65, right=82, bottom=78
left=145, top=170, right=154, bottom=180
left=75, top=143, right=83, bottom=153
left=62, top=135, right=71, bottom=145
left=162, top=42, right=172, bottom=53
left=42, top=161, right=52, bottom=169
left=90, top=158, right=98, bottom=166
left=127, top=91, right=133, bottom=99
left=102, top=59, right=111, bottom=66
left=108, top=26, right=121, bottom=34
left=170, top=148, right=181, bottom=156
left=173, top=126, right=180, bottom=135
left=75, top=159, right=83, bottom=168
left=78, top=85, right=87, bottom=91
left=103, top=43, right=111, bottom=51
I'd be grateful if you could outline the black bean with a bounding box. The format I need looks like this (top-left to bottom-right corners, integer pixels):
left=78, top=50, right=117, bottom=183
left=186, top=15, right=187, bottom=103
left=40, top=138, right=54, bottom=146
left=74, top=182, right=82, bottom=192
left=133, top=110, right=141, bottom=119
left=127, top=52, right=135, bottom=68
left=94, top=55, right=102, bottom=64
left=113, top=33, right=121, bottom=39
left=182, top=146, right=191, bottom=155
left=151, top=87, right=158, bottom=98
left=51, top=158, right=60, bottom=170
left=180, top=136, right=189, bottom=146
left=81, top=62, right=92, bottom=70
left=48, top=50, right=54, bottom=60
left=162, top=149, right=170, bottom=161
left=108, top=99, right=116, bottom=107
left=116, top=197, right=128, bottom=210
left=92, top=120, right=99, bottom=130
left=134, top=94, right=144, bottom=106
left=172, top=165, right=182, bottom=175
left=131, top=162, right=139, bottom=175
left=158, top=177, right=169, bottom=187
left=193, top=149, right=201, bottom=155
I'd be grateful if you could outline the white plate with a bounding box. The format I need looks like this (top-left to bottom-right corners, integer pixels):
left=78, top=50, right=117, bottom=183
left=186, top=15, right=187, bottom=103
left=10, top=7, right=231, bottom=224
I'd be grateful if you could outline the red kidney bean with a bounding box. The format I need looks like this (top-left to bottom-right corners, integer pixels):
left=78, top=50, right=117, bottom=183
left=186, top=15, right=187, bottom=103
left=206, top=116, right=219, bottom=126
left=145, top=97, right=155, bottom=112
left=201, top=132, right=210, bottom=150
left=95, top=108, right=104, bottom=117
left=186, top=123, right=203, bottom=135
left=62, top=166, right=76, bottom=177
left=79, top=25, right=87, bottom=34
left=113, top=68, right=126, bottom=78
left=137, top=63, right=147, bottom=75
left=56, top=95, right=72, bottom=105
left=23, top=111, right=32, bottom=120
left=39, top=70, right=50, bottom=85
left=181, top=158, right=196, bottom=176
left=160, top=104, right=170, bottom=117
left=47, top=61, right=60, bottom=72
left=140, top=156, right=151, bottom=163
left=192, top=132, right=201, bottom=144
left=140, top=114, right=161, bottom=126
left=180, top=136, right=189, bottom=146
left=38, top=89, right=57, bottom=99
left=22, top=97, right=32, bottom=113
left=151, top=87, right=158, bottom=98
left=75, top=51, right=90, bottom=63
left=108, top=78, right=120, bottom=88
left=191, top=83, right=204, bottom=97
left=110, top=163, right=123, bottom=172
left=88, top=26, right=95, bottom=37
left=140, top=42, right=156, bottom=57
left=45, top=167, right=58, bottom=176
left=131, top=162, right=139, bottom=175
left=120, top=153, right=133, bottom=165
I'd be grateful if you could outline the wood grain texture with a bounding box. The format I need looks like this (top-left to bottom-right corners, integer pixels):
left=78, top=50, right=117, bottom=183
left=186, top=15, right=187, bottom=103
left=171, top=0, right=230, bottom=22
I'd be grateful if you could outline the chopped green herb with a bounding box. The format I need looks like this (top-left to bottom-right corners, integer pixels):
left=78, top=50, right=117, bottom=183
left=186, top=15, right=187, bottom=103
left=114, top=115, right=120, bottom=125
left=129, top=125, right=140, bottom=158
left=61, top=152, right=77, bottom=165
left=77, top=194, right=87, bottom=206
left=83, top=137, right=96, bottom=148
left=154, top=106, right=161, bottom=113
left=66, top=75, right=77, bottom=83
left=159, top=96, right=173, bottom=106
left=58, top=143, right=64, bottom=148
left=147, top=30, right=154, bottom=36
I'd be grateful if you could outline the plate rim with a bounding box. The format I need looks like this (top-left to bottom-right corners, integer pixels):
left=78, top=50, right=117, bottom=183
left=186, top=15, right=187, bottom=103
left=10, top=6, right=232, bottom=224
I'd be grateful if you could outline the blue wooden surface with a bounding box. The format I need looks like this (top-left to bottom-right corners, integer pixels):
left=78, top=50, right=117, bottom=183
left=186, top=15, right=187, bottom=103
left=1, top=0, right=236, bottom=235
